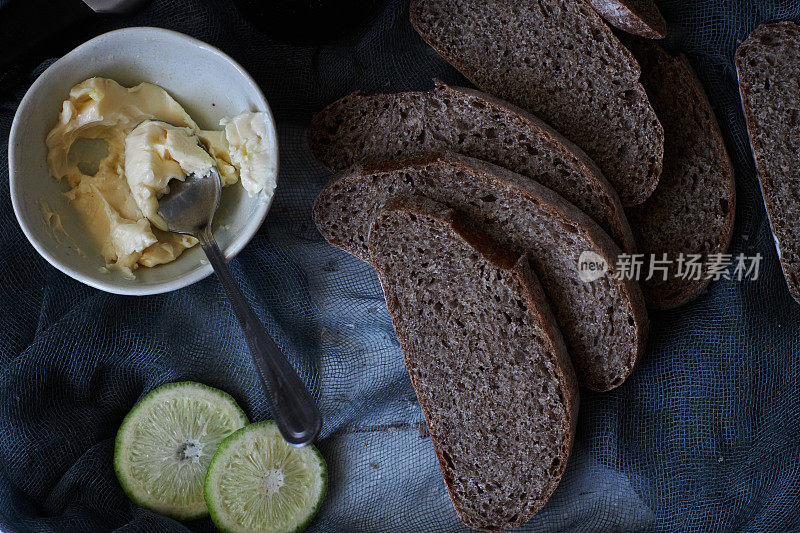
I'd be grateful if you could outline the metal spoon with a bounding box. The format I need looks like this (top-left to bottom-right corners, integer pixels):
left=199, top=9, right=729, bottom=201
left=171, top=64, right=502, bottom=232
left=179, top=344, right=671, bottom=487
left=151, top=124, right=322, bottom=447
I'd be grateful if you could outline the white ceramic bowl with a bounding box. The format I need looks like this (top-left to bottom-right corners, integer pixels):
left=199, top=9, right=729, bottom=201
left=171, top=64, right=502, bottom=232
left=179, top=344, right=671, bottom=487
left=8, top=27, right=277, bottom=295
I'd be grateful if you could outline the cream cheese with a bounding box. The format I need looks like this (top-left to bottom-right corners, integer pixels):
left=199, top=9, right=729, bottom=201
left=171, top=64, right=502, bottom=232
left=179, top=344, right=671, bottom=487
left=45, top=77, right=275, bottom=277
left=221, top=112, right=277, bottom=196
left=124, top=120, right=217, bottom=231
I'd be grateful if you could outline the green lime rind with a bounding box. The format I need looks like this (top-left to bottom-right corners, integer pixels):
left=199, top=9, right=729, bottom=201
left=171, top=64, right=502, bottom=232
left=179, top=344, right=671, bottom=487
left=204, top=421, right=328, bottom=533
left=114, top=381, right=249, bottom=520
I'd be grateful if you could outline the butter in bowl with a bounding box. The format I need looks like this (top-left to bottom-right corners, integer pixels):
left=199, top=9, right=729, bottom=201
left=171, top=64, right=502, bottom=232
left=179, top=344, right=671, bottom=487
left=46, top=77, right=275, bottom=279
left=9, top=27, right=278, bottom=295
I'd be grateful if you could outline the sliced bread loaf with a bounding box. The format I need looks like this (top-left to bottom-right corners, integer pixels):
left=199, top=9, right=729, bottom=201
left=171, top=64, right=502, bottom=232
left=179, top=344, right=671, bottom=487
left=409, top=0, right=664, bottom=206
left=586, top=0, right=667, bottom=38
left=308, top=81, right=636, bottom=252
left=314, top=152, right=648, bottom=391
left=624, top=38, right=735, bottom=309
left=736, top=22, right=800, bottom=304
left=369, top=195, right=578, bottom=531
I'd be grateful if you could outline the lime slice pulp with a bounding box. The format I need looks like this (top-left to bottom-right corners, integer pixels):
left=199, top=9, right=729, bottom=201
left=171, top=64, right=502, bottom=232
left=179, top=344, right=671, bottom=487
left=204, top=421, right=328, bottom=533
left=114, top=381, right=248, bottom=519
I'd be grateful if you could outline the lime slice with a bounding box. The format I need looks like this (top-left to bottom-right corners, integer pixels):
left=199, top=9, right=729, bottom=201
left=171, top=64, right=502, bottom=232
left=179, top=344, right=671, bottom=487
left=204, top=421, right=328, bottom=533
left=114, top=382, right=248, bottom=520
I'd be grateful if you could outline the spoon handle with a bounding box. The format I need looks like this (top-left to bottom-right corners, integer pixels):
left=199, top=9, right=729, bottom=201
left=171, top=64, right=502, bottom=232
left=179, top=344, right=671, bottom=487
left=198, top=227, right=322, bottom=447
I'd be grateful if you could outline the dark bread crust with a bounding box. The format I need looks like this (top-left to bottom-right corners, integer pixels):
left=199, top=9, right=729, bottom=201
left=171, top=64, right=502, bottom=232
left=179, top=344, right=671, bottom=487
left=307, top=81, right=637, bottom=253
left=586, top=0, right=667, bottom=39
left=624, top=38, right=736, bottom=309
left=409, top=0, right=664, bottom=206
left=314, top=152, right=648, bottom=391
left=736, top=22, right=800, bottom=304
left=369, top=196, right=578, bottom=530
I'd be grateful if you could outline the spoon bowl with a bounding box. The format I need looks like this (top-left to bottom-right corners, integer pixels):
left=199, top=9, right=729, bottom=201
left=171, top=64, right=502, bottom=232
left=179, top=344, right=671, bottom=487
left=157, top=171, right=222, bottom=235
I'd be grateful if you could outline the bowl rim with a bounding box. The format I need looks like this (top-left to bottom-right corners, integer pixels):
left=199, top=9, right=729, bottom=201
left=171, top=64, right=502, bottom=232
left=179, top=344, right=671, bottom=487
left=8, top=26, right=278, bottom=296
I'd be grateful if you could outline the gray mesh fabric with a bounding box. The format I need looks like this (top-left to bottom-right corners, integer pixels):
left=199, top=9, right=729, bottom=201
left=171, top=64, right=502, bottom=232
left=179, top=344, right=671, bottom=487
left=1, top=0, right=799, bottom=531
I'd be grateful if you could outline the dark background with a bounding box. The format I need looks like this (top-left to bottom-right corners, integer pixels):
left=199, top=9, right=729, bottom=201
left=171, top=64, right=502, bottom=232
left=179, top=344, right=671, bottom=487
left=1, top=0, right=799, bottom=531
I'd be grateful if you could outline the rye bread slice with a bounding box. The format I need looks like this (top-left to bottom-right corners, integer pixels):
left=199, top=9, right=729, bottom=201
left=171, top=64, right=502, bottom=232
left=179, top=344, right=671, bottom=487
left=308, top=81, right=637, bottom=253
left=736, top=22, right=800, bottom=304
left=314, top=152, right=648, bottom=391
left=369, top=196, right=578, bottom=531
left=623, top=38, right=735, bottom=309
left=586, top=0, right=667, bottom=39
left=409, top=0, right=664, bottom=206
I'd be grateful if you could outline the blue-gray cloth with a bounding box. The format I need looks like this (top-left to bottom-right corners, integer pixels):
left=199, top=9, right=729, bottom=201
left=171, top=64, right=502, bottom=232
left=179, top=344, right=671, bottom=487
left=1, top=0, right=799, bottom=531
